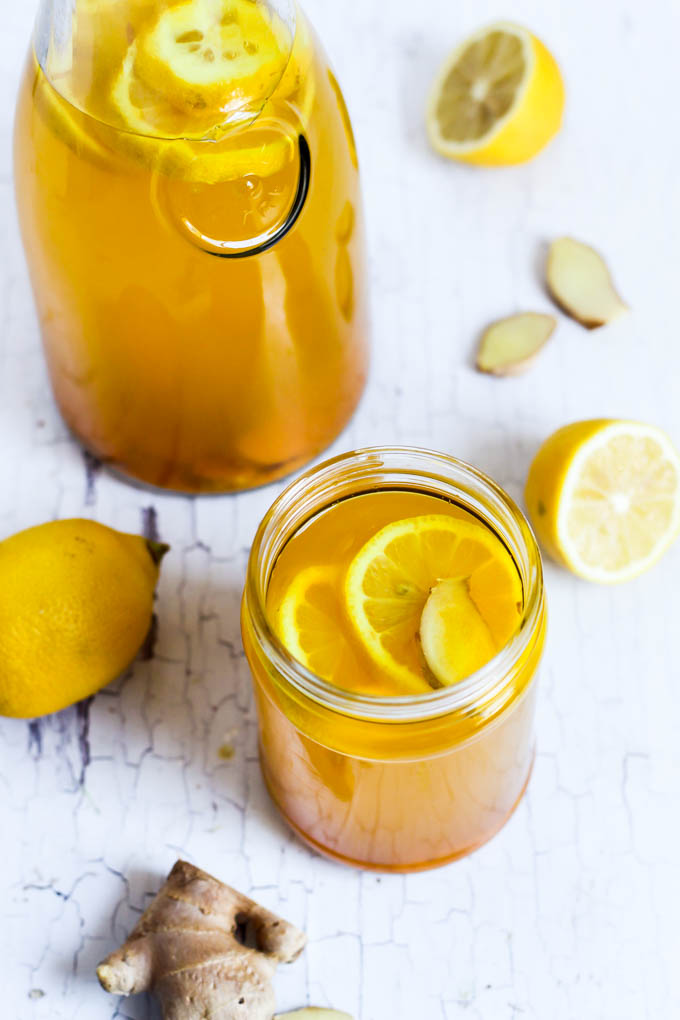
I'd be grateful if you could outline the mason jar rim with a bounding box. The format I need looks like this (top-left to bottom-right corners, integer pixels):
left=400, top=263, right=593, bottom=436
left=244, top=446, right=545, bottom=722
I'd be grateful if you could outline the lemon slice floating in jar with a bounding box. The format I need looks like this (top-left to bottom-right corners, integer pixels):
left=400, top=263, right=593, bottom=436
left=133, top=0, right=291, bottom=119
left=344, top=515, right=523, bottom=693
left=525, top=420, right=680, bottom=583
left=274, top=566, right=375, bottom=694
left=426, top=22, right=565, bottom=166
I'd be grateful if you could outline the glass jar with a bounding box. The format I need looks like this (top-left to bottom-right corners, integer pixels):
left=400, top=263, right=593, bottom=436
left=14, top=0, right=368, bottom=493
left=242, top=447, right=547, bottom=872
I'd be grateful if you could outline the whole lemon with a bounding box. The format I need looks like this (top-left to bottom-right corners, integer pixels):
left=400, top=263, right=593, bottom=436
left=0, top=519, right=168, bottom=718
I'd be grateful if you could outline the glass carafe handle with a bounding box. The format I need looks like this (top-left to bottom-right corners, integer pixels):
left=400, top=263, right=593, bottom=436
left=153, top=133, right=311, bottom=260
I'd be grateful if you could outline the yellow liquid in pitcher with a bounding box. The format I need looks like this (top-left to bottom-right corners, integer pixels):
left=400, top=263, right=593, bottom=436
left=14, top=0, right=368, bottom=491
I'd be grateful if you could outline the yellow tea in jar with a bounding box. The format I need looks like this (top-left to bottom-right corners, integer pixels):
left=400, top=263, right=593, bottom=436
left=242, top=450, right=546, bottom=871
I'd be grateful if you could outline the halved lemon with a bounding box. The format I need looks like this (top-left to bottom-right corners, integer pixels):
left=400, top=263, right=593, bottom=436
left=426, top=22, right=565, bottom=166
left=344, top=515, right=523, bottom=692
left=275, top=566, right=373, bottom=693
left=133, top=0, right=290, bottom=118
left=525, top=420, right=680, bottom=583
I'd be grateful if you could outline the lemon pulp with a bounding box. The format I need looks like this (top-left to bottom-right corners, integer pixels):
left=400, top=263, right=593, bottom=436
left=426, top=21, right=565, bottom=166
left=133, top=0, right=291, bottom=119
left=526, top=420, right=680, bottom=583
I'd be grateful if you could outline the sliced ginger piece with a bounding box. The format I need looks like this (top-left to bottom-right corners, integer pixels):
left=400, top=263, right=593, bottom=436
left=97, top=860, right=306, bottom=1020
left=546, top=237, right=628, bottom=329
left=344, top=514, right=522, bottom=692
left=420, top=578, right=501, bottom=686
left=476, top=312, right=557, bottom=375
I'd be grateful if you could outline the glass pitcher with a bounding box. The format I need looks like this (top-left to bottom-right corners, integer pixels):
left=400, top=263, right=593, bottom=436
left=14, top=0, right=369, bottom=492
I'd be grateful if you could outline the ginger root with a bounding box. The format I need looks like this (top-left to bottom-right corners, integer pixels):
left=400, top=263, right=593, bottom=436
left=97, top=860, right=306, bottom=1020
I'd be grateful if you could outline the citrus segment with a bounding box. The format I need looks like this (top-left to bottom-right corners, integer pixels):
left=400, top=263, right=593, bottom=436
left=525, top=420, right=680, bottom=583
left=344, top=515, right=523, bottom=692
left=426, top=22, right=564, bottom=166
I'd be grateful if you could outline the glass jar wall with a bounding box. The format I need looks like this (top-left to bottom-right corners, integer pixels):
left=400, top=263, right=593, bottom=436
left=242, top=448, right=546, bottom=871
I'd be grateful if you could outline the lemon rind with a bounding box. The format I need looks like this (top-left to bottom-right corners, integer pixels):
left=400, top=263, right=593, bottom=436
left=276, top=564, right=339, bottom=668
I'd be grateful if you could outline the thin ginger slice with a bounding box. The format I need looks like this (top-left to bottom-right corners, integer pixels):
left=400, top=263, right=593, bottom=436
left=546, top=237, right=628, bottom=329
left=476, top=312, right=557, bottom=375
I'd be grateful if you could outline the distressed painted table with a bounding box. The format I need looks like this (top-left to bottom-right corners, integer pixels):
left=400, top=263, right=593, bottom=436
left=2, top=0, right=680, bottom=1017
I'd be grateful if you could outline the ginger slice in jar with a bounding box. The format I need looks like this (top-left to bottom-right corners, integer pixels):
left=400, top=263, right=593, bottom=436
left=133, top=0, right=291, bottom=120
left=344, top=514, right=522, bottom=693
left=419, top=578, right=498, bottom=686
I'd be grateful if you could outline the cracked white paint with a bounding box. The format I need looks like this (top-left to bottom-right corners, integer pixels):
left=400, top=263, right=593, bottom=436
left=2, top=0, right=680, bottom=1017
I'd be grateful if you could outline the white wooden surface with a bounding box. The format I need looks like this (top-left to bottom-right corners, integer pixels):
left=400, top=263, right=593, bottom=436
left=2, top=0, right=680, bottom=1017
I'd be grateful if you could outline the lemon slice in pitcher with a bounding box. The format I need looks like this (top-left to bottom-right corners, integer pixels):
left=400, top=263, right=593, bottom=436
left=110, top=44, right=296, bottom=181
left=134, top=0, right=291, bottom=119
left=34, top=68, right=114, bottom=170
left=344, top=515, right=523, bottom=692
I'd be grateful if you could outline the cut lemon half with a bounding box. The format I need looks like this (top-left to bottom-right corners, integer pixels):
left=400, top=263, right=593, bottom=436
left=275, top=566, right=373, bottom=693
left=344, top=515, right=523, bottom=693
left=426, top=22, right=565, bottom=166
left=525, top=420, right=680, bottom=583
left=134, top=0, right=290, bottom=119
